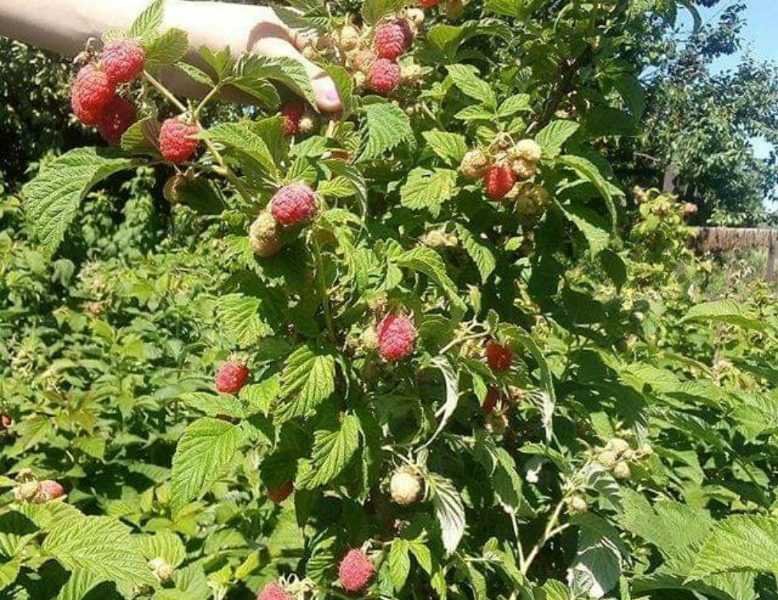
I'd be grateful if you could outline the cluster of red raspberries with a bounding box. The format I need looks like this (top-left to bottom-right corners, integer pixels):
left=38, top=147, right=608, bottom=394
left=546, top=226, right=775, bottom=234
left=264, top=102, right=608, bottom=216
left=70, top=39, right=145, bottom=145
left=71, top=39, right=201, bottom=164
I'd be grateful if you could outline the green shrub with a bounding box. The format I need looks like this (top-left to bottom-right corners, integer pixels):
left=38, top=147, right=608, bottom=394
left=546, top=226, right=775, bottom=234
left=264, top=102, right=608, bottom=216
left=4, top=2, right=778, bottom=599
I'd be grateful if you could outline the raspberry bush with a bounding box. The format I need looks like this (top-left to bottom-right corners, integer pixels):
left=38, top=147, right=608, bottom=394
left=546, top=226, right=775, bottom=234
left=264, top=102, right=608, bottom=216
left=6, top=1, right=778, bottom=599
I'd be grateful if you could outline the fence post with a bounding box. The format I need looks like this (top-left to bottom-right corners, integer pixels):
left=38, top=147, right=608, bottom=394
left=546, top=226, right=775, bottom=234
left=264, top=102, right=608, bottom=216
left=767, top=231, right=776, bottom=282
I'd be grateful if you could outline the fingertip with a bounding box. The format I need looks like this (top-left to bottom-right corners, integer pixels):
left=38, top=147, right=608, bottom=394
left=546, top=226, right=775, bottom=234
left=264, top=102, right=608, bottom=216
left=313, top=77, right=342, bottom=112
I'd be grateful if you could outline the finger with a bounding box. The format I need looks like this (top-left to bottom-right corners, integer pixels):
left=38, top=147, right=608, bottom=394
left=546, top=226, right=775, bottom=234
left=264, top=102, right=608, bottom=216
left=248, top=36, right=342, bottom=113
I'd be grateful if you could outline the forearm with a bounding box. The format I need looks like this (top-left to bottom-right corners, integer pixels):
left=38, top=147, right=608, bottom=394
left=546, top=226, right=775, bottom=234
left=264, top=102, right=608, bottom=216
left=0, top=0, right=148, bottom=56
left=0, top=0, right=278, bottom=58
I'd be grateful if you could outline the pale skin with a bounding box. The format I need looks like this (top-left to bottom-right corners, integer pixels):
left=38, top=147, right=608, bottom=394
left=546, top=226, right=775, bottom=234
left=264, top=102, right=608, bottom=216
left=0, top=0, right=342, bottom=112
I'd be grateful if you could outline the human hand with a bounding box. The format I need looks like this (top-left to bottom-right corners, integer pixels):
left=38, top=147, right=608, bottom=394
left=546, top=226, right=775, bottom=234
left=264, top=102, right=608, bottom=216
left=167, top=2, right=341, bottom=112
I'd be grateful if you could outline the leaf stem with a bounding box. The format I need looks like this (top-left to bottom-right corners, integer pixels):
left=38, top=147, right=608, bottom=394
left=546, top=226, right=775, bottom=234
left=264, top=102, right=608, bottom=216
left=143, top=71, right=188, bottom=113
left=520, top=496, right=567, bottom=575
left=194, top=83, right=223, bottom=118
left=312, top=235, right=337, bottom=342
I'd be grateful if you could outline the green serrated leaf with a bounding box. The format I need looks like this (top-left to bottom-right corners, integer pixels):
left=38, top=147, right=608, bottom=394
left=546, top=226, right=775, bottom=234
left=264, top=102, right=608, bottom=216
left=120, top=117, right=161, bottom=156
left=144, top=28, right=189, bottom=65
left=128, top=0, right=165, bottom=43
left=456, top=224, right=496, bottom=283
left=42, top=513, right=154, bottom=587
left=358, top=103, right=414, bottom=162
left=395, top=246, right=466, bottom=311
left=216, top=293, right=273, bottom=347
left=296, top=414, right=360, bottom=489
left=427, top=473, right=465, bottom=555
left=232, top=55, right=315, bottom=109
left=55, top=568, right=100, bottom=600
left=362, top=0, right=409, bottom=24
left=170, top=417, right=243, bottom=514
left=680, top=300, right=764, bottom=330
left=22, top=148, right=135, bottom=255
left=401, top=168, right=459, bottom=216
left=387, top=539, right=411, bottom=591
left=498, top=94, right=532, bottom=118
left=203, top=122, right=278, bottom=180
left=422, top=131, right=467, bottom=166
left=535, top=120, right=579, bottom=159
left=324, top=64, right=355, bottom=119
left=561, top=203, right=610, bottom=255
left=277, top=345, right=336, bottom=420
left=447, top=65, right=497, bottom=109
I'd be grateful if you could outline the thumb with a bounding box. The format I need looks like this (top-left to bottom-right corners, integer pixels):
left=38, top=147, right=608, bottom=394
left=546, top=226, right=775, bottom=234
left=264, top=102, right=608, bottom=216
left=248, top=36, right=341, bottom=113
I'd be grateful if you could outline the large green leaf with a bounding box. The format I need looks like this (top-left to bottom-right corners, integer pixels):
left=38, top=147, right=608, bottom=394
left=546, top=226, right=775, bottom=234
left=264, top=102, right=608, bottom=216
left=395, top=246, right=466, bottom=311
left=216, top=293, right=273, bottom=347
left=170, top=417, right=243, bottom=513
left=535, top=120, right=579, bottom=158
left=22, top=148, right=135, bottom=255
left=202, top=122, right=278, bottom=179
left=42, top=513, right=153, bottom=587
left=358, top=103, right=414, bottom=162
left=400, top=168, right=459, bottom=216
left=681, top=300, right=765, bottom=330
left=690, top=516, right=778, bottom=579
left=446, top=65, right=497, bottom=109
left=422, top=131, right=468, bottom=166
left=277, top=345, right=336, bottom=420
left=296, top=414, right=360, bottom=489
left=427, top=473, right=465, bottom=555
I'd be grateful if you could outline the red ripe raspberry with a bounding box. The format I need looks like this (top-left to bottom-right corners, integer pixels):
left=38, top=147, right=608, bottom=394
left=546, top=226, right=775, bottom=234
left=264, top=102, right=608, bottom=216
left=71, top=64, right=115, bottom=126
left=159, top=117, right=200, bottom=164
left=37, top=480, right=65, bottom=502
left=485, top=340, right=513, bottom=372
left=256, top=582, right=292, bottom=600
left=280, top=101, right=305, bottom=136
left=338, top=549, right=375, bottom=593
left=420, top=0, right=441, bottom=6
left=374, top=20, right=413, bottom=60
left=268, top=481, right=294, bottom=504
left=482, top=387, right=501, bottom=414
left=215, top=361, right=250, bottom=394
left=483, top=164, right=516, bottom=200
left=270, top=183, right=317, bottom=226
left=377, top=314, right=416, bottom=362
left=368, top=59, right=401, bottom=96
left=101, top=39, right=145, bottom=85
left=97, top=96, right=136, bottom=145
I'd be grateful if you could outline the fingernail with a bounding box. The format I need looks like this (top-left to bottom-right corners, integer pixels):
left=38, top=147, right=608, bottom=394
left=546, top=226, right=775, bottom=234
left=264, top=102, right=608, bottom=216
left=326, top=89, right=340, bottom=102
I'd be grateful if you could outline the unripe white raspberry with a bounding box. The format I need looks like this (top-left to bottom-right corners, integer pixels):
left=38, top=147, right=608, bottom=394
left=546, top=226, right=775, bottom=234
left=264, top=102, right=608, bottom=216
left=511, top=157, right=537, bottom=180
left=596, top=449, right=619, bottom=469
left=608, top=438, right=630, bottom=456
left=360, top=327, right=379, bottom=351
left=14, top=481, right=39, bottom=502
left=511, top=139, right=542, bottom=163
left=390, top=468, right=423, bottom=505
left=613, top=462, right=631, bottom=480
left=338, top=25, right=361, bottom=51
left=460, top=149, right=490, bottom=180
left=568, top=494, right=588, bottom=514
left=149, top=558, right=174, bottom=583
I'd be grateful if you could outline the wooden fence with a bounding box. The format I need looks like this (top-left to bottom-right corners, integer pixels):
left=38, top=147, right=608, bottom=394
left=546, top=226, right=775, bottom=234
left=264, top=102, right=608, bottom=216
left=694, top=227, right=778, bottom=281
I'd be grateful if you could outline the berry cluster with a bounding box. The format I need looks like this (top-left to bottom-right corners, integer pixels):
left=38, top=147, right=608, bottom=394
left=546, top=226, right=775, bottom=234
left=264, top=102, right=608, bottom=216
left=70, top=39, right=202, bottom=163
left=70, top=40, right=144, bottom=144
left=594, top=437, right=652, bottom=480
left=460, top=138, right=546, bottom=204
left=300, top=10, right=422, bottom=98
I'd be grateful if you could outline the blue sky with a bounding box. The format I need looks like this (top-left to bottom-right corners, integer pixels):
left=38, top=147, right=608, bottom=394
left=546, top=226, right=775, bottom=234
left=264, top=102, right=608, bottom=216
left=685, top=0, right=777, bottom=159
